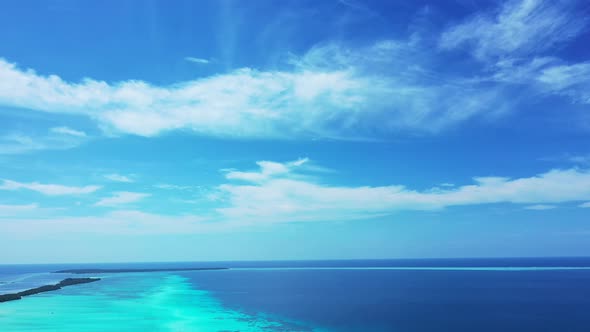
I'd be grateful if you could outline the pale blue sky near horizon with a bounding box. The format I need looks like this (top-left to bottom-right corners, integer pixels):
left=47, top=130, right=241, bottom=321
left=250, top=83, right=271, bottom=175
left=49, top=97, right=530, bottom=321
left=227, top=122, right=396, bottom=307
left=0, top=0, right=589, bottom=263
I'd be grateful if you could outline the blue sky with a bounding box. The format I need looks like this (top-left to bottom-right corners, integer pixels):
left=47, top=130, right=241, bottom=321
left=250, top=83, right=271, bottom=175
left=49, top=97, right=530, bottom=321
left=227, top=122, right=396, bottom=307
left=0, top=0, right=589, bottom=263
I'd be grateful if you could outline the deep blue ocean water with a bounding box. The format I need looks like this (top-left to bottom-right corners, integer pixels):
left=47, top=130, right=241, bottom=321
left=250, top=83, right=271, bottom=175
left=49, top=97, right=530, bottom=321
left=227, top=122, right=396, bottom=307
left=2, top=258, right=590, bottom=331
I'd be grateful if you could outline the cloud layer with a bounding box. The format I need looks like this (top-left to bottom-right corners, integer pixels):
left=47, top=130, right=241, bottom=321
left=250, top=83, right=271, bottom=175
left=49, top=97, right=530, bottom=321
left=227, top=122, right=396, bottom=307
left=0, top=1, right=587, bottom=141
left=217, top=159, right=590, bottom=224
left=2, top=158, right=590, bottom=234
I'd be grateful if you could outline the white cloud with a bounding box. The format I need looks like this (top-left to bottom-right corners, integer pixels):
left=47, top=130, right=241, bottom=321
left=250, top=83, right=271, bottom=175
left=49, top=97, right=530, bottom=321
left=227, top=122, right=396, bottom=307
left=4, top=161, right=590, bottom=234
left=440, top=0, right=586, bottom=61
left=470, top=56, right=590, bottom=105
left=95, top=191, right=150, bottom=206
left=537, top=62, right=590, bottom=88
left=104, top=173, right=134, bottom=183
left=50, top=126, right=87, bottom=137
left=524, top=204, right=557, bottom=210
left=0, top=179, right=100, bottom=195
left=154, top=184, right=193, bottom=190
left=579, top=202, right=590, bottom=208
left=0, top=38, right=511, bottom=139
left=217, top=159, right=590, bottom=223
left=490, top=56, right=558, bottom=83
left=536, top=61, right=590, bottom=103
left=184, top=57, right=210, bottom=64
left=225, top=158, right=307, bottom=183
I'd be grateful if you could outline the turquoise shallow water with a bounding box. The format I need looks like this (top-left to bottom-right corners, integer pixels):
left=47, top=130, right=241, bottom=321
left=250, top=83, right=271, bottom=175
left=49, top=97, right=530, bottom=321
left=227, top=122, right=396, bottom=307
left=0, top=272, right=315, bottom=331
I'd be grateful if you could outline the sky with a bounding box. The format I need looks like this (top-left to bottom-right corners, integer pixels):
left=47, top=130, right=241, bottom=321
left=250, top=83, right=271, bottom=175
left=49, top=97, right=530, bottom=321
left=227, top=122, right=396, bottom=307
left=0, top=0, right=589, bottom=263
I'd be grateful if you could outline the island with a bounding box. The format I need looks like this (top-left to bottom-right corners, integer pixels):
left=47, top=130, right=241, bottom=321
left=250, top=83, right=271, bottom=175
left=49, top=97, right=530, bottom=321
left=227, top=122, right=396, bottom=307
left=1, top=268, right=228, bottom=303
left=53, top=267, right=228, bottom=274
left=0, top=278, right=100, bottom=303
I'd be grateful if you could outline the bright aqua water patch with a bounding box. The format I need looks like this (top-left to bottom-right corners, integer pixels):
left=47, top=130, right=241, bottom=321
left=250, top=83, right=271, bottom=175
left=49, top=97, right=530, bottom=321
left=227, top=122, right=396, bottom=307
left=0, top=273, right=315, bottom=331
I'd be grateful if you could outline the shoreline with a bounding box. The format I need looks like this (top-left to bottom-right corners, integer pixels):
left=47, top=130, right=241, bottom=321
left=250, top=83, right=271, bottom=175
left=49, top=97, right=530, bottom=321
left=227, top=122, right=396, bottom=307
left=0, top=278, right=100, bottom=303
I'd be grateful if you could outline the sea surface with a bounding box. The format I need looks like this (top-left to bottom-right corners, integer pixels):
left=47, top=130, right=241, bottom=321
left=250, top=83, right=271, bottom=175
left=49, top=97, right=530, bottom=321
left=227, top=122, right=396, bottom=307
left=1, top=258, right=590, bottom=331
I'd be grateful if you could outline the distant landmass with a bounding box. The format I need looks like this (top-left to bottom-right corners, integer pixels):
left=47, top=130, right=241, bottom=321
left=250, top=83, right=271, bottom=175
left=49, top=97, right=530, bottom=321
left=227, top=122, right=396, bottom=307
left=1, top=268, right=228, bottom=303
left=54, top=267, right=228, bottom=274
left=0, top=278, right=100, bottom=303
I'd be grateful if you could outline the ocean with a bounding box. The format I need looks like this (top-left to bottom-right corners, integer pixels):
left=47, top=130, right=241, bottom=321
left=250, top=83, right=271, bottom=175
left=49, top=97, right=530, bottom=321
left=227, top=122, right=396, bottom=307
left=1, top=258, right=590, bottom=331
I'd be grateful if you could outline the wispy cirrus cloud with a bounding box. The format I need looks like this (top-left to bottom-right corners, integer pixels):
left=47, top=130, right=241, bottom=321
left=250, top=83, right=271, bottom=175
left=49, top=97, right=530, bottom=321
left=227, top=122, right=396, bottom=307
left=50, top=126, right=87, bottom=137
left=524, top=204, right=557, bottom=210
left=536, top=61, right=590, bottom=103
left=104, top=173, right=134, bottom=183
left=95, top=191, right=150, bottom=207
left=439, top=0, right=586, bottom=61
left=439, top=0, right=590, bottom=105
left=154, top=184, right=194, bottom=190
left=184, top=57, right=211, bottom=64
left=0, top=126, right=88, bottom=154
left=0, top=179, right=100, bottom=195
left=486, top=56, right=590, bottom=104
